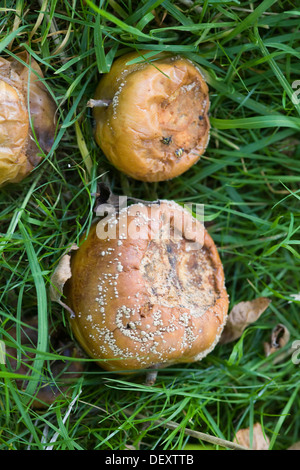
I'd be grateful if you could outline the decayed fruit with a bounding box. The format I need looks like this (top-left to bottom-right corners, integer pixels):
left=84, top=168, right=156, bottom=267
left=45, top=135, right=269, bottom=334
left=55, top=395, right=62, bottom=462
left=93, top=52, right=210, bottom=182
left=0, top=51, right=57, bottom=187
left=53, top=200, right=229, bottom=373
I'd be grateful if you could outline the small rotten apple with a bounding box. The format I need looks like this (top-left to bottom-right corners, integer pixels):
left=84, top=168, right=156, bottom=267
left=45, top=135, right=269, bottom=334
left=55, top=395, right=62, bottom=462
left=92, top=52, right=210, bottom=182
left=0, top=52, right=57, bottom=187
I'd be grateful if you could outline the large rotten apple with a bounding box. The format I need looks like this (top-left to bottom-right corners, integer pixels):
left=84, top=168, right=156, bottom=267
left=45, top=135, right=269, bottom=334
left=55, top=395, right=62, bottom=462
left=93, top=52, right=210, bottom=182
left=51, top=199, right=228, bottom=373
left=0, top=52, right=57, bottom=187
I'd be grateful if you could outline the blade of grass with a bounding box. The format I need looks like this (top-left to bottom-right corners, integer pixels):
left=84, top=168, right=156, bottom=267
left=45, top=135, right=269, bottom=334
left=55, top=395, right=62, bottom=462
left=17, top=221, right=48, bottom=402
left=0, top=25, right=28, bottom=53
left=220, top=0, right=278, bottom=45
left=254, top=26, right=300, bottom=117
left=0, top=177, right=41, bottom=256
left=85, top=0, right=157, bottom=41
left=123, top=409, right=248, bottom=450
left=210, top=115, right=300, bottom=130
left=269, top=386, right=300, bottom=449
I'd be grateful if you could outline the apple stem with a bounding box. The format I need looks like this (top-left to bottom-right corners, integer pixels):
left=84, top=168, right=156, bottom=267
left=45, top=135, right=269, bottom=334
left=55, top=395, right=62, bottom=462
left=87, top=99, right=112, bottom=108
left=58, top=299, right=76, bottom=319
left=144, top=363, right=165, bottom=386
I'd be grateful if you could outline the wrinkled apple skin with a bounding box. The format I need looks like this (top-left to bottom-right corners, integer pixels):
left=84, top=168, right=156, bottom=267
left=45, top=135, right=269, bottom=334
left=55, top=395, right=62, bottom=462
left=93, top=52, right=210, bottom=182
left=0, top=52, right=57, bottom=187
left=0, top=78, right=29, bottom=184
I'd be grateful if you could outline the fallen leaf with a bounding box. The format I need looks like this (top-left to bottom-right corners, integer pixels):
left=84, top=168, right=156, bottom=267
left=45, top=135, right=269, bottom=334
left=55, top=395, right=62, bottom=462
left=220, top=297, right=271, bottom=344
left=264, top=323, right=290, bottom=356
left=49, top=253, right=72, bottom=302
left=49, top=244, right=78, bottom=317
left=234, top=423, right=270, bottom=450
left=288, top=441, right=300, bottom=450
left=49, top=244, right=78, bottom=300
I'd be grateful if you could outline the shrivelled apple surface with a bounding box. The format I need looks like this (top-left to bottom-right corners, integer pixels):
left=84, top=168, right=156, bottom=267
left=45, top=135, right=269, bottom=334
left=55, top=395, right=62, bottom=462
left=0, top=52, right=57, bottom=187
left=93, top=52, right=210, bottom=182
left=61, top=200, right=228, bottom=372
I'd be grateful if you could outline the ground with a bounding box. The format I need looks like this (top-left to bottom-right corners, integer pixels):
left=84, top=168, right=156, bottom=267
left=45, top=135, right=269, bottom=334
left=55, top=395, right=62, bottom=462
left=0, top=0, right=299, bottom=451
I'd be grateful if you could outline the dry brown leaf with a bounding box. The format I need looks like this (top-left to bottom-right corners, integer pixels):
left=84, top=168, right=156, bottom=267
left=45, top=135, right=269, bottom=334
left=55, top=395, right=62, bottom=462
left=234, top=423, right=270, bottom=450
left=50, top=253, right=72, bottom=303
left=49, top=245, right=78, bottom=316
left=220, top=297, right=271, bottom=344
left=264, top=323, right=290, bottom=357
left=288, top=441, right=300, bottom=450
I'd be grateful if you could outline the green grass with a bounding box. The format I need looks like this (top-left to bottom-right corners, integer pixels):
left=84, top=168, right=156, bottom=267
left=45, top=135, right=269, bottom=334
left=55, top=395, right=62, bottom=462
left=0, top=0, right=300, bottom=451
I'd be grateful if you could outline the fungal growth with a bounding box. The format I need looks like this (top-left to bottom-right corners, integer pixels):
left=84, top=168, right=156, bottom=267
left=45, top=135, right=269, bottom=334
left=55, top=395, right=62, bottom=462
left=56, top=200, right=229, bottom=373
left=93, top=52, right=210, bottom=182
left=0, top=52, right=57, bottom=187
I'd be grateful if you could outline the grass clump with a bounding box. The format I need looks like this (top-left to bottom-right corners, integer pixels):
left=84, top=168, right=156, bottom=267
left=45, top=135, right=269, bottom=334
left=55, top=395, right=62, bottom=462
left=0, top=0, right=300, bottom=450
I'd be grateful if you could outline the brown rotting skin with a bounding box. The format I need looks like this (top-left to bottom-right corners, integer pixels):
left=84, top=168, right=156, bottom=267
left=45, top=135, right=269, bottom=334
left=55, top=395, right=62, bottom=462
left=0, top=51, right=57, bottom=187
left=93, top=52, right=210, bottom=182
left=64, top=201, right=229, bottom=372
